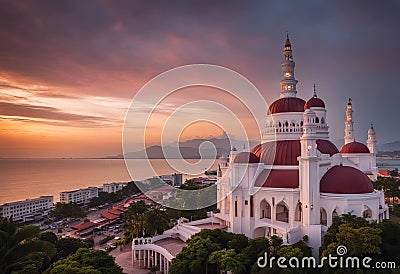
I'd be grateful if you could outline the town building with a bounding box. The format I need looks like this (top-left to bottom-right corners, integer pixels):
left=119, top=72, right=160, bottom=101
left=102, top=182, right=128, bottom=193
left=158, top=173, right=183, bottom=187
left=60, top=187, right=99, bottom=204
left=0, top=196, right=54, bottom=222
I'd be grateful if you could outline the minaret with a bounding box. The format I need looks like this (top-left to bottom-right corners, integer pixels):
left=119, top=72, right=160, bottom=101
left=367, top=123, right=377, bottom=155
left=280, top=34, right=298, bottom=98
left=299, top=108, right=321, bottom=257
left=344, top=98, right=355, bottom=144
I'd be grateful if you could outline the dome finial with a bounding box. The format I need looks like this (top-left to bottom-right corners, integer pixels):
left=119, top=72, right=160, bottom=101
left=370, top=123, right=374, bottom=130
left=313, top=83, right=317, bottom=97
left=347, top=98, right=352, bottom=105
left=284, top=32, right=291, bottom=51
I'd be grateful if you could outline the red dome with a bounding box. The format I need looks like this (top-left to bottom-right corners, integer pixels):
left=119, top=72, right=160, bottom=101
left=304, top=97, right=325, bottom=109
left=320, top=165, right=374, bottom=194
left=268, top=97, right=306, bottom=114
left=255, top=169, right=299, bottom=188
left=316, top=140, right=339, bottom=156
left=251, top=140, right=338, bottom=166
left=233, top=152, right=260, bottom=164
left=340, top=142, right=370, bottom=154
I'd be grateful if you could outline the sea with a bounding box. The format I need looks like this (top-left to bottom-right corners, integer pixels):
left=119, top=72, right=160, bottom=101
left=0, top=158, right=399, bottom=205
left=0, top=158, right=220, bottom=204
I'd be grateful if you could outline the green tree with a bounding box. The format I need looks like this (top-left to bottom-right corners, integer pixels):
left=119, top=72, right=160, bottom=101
left=144, top=208, right=169, bottom=236
left=0, top=218, right=55, bottom=273
left=47, top=248, right=123, bottom=274
left=123, top=201, right=147, bottom=240
left=322, top=223, right=382, bottom=257
left=50, top=202, right=87, bottom=220
left=209, top=249, right=246, bottom=274
left=169, top=236, right=221, bottom=274
left=276, top=246, right=303, bottom=259
left=55, top=237, right=91, bottom=260
left=40, top=231, right=58, bottom=244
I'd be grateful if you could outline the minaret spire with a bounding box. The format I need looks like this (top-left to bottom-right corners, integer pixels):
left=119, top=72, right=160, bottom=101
left=344, top=98, right=355, bottom=144
left=367, top=123, right=377, bottom=155
left=280, top=34, right=298, bottom=98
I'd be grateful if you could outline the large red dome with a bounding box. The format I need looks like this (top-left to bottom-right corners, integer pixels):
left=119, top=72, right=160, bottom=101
left=255, top=169, right=299, bottom=188
left=340, top=142, right=370, bottom=154
left=304, top=97, right=325, bottom=109
left=251, top=140, right=338, bottom=166
left=268, top=97, right=306, bottom=114
left=233, top=152, right=260, bottom=164
left=320, top=165, right=374, bottom=194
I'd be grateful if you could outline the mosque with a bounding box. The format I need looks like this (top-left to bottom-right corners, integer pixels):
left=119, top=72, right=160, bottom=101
left=131, top=37, right=390, bottom=269
left=214, top=35, right=389, bottom=256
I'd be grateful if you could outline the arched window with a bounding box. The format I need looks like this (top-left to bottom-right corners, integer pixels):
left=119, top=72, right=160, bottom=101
left=316, top=117, right=319, bottom=123
left=320, top=208, right=327, bottom=226
left=363, top=207, right=372, bottom=219
left=321, top=117, right=325, bottom=124
left=260, top=200, right=271, bottom=219
left=278, top=122, right=282, bottom=127
left=295, top=201, right=302, bottom=222
left=300, top=121, right=303, bottom=126
left=285, top=121, right=289, bottom=127
left=276, top=201, right=289, bottom=223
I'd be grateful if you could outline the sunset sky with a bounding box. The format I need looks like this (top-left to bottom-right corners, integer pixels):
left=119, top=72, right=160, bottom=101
left=1, top=0, right=399, bottom=158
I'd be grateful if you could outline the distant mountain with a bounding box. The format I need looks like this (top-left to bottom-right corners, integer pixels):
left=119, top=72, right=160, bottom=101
left=105, top=136, right=255, bottom=159
left=378, top=141, right=400, bottom=152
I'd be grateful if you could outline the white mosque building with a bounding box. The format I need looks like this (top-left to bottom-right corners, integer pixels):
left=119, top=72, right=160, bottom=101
left=131, top=37, right=390, bottom=270
left=214, top=35, right=389, bottom=256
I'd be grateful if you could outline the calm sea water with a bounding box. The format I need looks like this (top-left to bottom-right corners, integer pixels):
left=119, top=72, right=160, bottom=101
left=1, top=158, right=399, bottom=205
left=0, top=158, right=220, bottom=204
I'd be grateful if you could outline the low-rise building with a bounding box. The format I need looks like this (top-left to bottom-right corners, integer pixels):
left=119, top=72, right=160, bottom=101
left=0, top=196, right=54, bottom=222
left=60, top=187, right=98, bottom=204
left=102, top=182, right=128, bottom=193
left=159, top=173, right=183, bottom=187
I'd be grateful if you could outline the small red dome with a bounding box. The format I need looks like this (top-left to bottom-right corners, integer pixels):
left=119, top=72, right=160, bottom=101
left=268, top=97, right=306, bottom=114
left=340, top=142, right=370, bottom=154
left=251, top=140, right=338, bottom=166
left=320, top=165, right=374, bottom=194
left=304, top=97, right=325, bottom=109
left=233, top=152, right=260, bottom=164
left=316, top=140, right=339, bottom=156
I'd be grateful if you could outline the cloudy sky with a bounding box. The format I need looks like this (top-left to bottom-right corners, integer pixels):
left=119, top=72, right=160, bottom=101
left=1, top=0, right=399, bottom=158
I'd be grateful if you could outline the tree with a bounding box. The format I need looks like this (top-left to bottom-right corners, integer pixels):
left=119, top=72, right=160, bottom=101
left=50, top=202, right=87, bottom=220
left=378, top=220, right=400, bottom=264
left=169, top=236, right=221, bottom=274
left=40, top=231, right=58, bottom=244
left=276, top=246, right=303, bottom=259
left=47, top=248, right=123, bottom=274
left=0, top=218, right=56, bottom=273
left=144, top=208, right=169, bottom=236
left=209, top=249, right=246, bottom=274
left=123, top=201, right=147, bottom=240
left=55, top=237, right=91, bottom=260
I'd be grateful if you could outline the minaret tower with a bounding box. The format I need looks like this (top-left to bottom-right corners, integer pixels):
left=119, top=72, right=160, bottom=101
left=344, top=98, right=355, bottom=144
left=299, top=108, right=321, bottom=257
left=367, top=123, right=377, bottom=155
left=280, top=34, right=299, bottom=98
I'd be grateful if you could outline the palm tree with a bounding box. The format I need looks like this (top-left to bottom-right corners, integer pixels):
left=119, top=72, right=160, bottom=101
left=0, top=218, right=55, bottom=273
left=144, top=208, right=169, bottom=236
left=123, top=201, right=147, bottom=240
